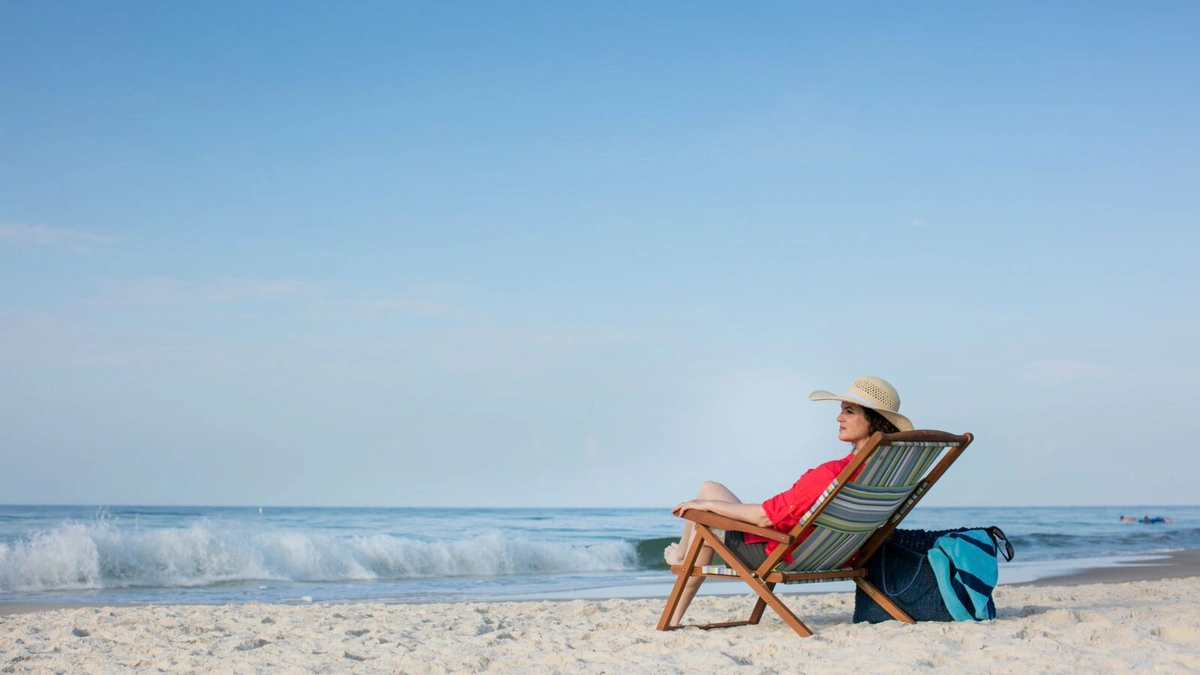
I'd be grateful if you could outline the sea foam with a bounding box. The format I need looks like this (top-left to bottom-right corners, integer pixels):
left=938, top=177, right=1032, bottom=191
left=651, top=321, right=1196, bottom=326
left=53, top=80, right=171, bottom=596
left=0, top=520, right=638, bottom=593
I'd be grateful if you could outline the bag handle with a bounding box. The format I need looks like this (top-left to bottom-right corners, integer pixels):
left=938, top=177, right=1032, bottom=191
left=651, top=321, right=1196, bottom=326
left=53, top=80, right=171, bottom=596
left=985, top=526, right=1015, bottom=562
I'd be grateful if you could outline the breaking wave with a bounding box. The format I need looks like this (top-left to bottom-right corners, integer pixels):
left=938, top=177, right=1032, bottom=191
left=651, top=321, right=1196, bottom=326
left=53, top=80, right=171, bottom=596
left=0, top=521, right=639, bottom=593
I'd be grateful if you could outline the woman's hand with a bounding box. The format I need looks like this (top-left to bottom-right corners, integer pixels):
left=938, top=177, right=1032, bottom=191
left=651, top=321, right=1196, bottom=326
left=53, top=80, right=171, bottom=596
left=671, top=499, right=708, bottom=517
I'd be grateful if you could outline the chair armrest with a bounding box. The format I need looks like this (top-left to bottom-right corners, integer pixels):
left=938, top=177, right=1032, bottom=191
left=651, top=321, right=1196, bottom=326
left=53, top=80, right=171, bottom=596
left=679, top=510, right=793, bottom=544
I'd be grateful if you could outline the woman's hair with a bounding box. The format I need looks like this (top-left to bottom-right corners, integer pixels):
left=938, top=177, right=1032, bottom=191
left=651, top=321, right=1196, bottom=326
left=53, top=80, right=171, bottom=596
left=863, top=407, right=900, bottom=435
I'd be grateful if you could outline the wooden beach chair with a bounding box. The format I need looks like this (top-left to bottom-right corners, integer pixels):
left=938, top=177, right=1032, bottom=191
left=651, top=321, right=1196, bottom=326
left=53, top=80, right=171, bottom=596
left=656, top=430, right=973, bottom=637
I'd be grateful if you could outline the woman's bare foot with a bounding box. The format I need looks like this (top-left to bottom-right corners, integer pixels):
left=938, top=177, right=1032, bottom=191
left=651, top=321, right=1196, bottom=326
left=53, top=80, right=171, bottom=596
left=664, top=542, right=684, bottom=566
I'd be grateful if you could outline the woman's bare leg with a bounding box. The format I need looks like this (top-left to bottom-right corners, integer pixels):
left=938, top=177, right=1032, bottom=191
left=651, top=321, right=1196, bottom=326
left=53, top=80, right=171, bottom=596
left=665, top=481, right=741, bottom=563
left=667, top=481, right=741, bottom=626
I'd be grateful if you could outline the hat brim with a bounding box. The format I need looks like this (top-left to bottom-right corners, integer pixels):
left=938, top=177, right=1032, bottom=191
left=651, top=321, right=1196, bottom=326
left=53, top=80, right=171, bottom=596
left=809, top=390, right=914, bottom=432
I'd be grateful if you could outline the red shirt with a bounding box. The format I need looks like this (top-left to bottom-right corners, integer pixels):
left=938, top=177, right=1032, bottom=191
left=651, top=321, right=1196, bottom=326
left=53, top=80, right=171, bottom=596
left=743, top=451, right=856, bottom=562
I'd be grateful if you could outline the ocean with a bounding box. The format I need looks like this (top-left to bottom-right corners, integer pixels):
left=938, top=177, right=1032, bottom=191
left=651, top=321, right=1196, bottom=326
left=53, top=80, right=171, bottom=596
left=2, top=505, right=1197, bottom=606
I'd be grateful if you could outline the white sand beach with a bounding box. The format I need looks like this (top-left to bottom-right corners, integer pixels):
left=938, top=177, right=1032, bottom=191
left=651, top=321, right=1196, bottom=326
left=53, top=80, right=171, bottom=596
left=3, top=559, right=1199, bottom=674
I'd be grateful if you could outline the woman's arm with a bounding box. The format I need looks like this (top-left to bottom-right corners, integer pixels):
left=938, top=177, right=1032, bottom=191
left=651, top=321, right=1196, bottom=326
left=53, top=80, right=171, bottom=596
left=671, top=499, right=773, bottom=528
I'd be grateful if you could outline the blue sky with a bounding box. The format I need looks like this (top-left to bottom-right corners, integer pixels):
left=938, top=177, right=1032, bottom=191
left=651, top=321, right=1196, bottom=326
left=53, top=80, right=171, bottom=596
left=2, top=1, right=1197, bottom=507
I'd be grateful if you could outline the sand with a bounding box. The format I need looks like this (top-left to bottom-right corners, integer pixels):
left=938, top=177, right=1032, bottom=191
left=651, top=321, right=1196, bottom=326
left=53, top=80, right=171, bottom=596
left=1024, top=549, right=1200, bottom=586
left=2, top=558, right=1199, bottom=674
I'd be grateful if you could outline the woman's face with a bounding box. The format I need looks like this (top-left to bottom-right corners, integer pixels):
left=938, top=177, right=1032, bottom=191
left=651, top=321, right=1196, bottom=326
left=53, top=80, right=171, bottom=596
left=837, top=402, right=872, bottom=448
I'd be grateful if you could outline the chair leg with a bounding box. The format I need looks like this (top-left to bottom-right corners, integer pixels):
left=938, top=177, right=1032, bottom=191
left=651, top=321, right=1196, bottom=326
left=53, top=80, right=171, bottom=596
left=741, top=577, right=813, bottom=637
left=656, top=532, right=706, bottom=630
left=701, top=536, right=813, bottom=638
left=748, top=583, right=774, bottom=624
left=658, top=527, right=814, bottom=637
left=853, top=578, right=915, bottom=624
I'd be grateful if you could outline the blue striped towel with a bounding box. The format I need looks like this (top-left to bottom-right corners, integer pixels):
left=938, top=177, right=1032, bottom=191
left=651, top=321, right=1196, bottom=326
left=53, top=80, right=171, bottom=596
left=927, top=530, right=998, bottom=621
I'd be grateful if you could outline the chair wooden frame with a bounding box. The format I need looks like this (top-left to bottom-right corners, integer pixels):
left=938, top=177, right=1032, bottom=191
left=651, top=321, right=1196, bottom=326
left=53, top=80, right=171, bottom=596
left=656, top=430, right=972, bottom=637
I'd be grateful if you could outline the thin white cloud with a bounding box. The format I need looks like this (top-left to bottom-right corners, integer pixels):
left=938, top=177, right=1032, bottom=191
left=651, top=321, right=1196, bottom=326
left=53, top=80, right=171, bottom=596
left=357, top=299, right=468, bottom=319
left=93, top=277, right=316, bottom=307
left=1025, top=360, right=1114, bottom=386
left=0, top=277, right=477, bottom=368
left=0, top=220, right=113, bottom=253
left=89, top=277, right=470, bottom=319
left=413, top=282, right=476, bottom=296
left=204, top=280, right=314, bottom=304
left=328, top=283, right=477, bottom=320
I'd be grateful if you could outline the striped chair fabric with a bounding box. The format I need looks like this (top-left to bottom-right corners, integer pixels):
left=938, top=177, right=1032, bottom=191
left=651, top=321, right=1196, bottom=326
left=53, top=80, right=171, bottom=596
left=783, top=440, right=946, bottom=572
left=708, top=440, right=951, bottom=578
left=699, top=565, right=742, bottom=577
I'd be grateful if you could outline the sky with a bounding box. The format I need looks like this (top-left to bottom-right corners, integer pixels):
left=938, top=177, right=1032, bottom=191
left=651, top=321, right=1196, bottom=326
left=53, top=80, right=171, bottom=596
left=1, top=1, right=1198, bottom=508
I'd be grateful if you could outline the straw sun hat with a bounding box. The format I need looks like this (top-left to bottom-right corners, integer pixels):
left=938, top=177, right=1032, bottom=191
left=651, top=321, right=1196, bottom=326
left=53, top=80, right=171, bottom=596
left=809, top=376, right=914, bottom=432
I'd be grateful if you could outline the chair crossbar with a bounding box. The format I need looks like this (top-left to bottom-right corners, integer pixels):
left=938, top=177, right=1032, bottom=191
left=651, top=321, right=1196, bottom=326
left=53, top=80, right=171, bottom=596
left=670, top=565, right=867, bottom=584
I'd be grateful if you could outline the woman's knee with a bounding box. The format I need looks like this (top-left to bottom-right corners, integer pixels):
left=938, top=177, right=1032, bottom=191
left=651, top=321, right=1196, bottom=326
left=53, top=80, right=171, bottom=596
left=698, top=481, right=733, bottom=499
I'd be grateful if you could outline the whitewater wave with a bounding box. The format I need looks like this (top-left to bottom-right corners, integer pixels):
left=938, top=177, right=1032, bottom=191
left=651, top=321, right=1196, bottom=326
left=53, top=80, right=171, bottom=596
left=0, top=521, right=639, bottom=593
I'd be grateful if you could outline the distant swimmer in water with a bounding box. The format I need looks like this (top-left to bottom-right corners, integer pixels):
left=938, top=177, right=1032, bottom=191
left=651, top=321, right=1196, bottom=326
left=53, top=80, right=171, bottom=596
left=1119, top=516, right=1136, bottom=522
left=1140, top=516, right=1172, bottom=524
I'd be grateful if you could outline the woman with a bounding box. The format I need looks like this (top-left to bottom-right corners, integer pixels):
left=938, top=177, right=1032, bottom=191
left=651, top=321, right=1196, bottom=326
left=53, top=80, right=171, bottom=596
left=663, top=376, right=914, bottom=626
